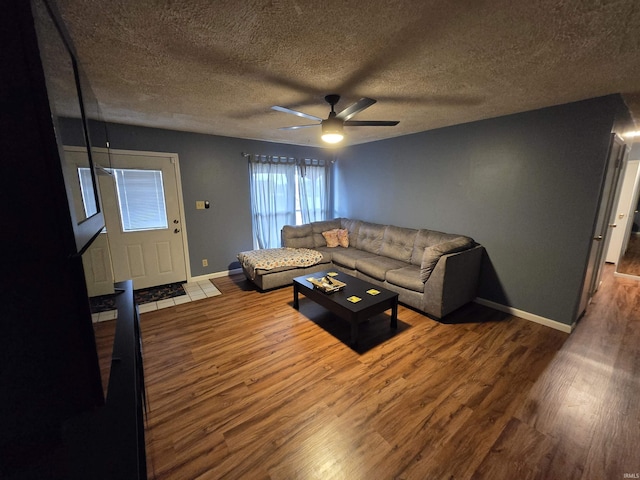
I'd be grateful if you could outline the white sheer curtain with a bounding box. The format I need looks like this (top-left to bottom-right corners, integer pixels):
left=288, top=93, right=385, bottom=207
left=248, top=156, right=296, bottom=249
left=298, top=160, right=329, bottom=224
left=248, top=154, right=329, bottom=249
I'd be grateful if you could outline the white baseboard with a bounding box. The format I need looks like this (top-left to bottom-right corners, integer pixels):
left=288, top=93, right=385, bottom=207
left=186, top=271, right=576, bottom=333
left=613, top=271, right=640, bottom=281
left=189, top=268, right=243, bottom=283
left=473, top=297, right=574, bottom=333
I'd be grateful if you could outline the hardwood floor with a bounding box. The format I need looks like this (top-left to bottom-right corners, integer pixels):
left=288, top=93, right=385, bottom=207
left=98, top=265, right=640, bottom=479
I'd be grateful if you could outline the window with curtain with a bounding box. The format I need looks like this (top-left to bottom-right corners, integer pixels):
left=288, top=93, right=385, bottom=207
left=297, top=159, right=329, bottom=224
left=248, top=155, right=329, bottom=249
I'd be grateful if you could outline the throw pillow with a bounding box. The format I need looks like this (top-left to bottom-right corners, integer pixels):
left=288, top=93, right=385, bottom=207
left=322, top=229, right=340, bottom=248
left=336, top=228, right=349, bottom=248
left=420, top=236, right=474, bottom=282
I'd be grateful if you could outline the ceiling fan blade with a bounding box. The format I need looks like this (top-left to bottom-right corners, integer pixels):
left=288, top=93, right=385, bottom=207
left=344, top=120, right=400, bottom=127
left=279, top=124, right=319, bottom=131
left=272, top=106, right=322, bottom=122
left=336, top=97, right=377, bottom=121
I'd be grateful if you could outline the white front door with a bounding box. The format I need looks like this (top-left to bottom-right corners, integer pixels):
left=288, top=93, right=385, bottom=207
left=66, top=147, right=189, bottom=290
left=82, top=232, right=115, bottom=297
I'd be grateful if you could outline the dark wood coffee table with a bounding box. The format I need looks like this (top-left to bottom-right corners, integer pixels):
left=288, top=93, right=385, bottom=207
left=293, top=270, right=399, bottom=346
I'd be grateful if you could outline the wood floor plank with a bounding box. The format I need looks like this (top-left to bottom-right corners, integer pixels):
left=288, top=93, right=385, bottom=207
left=91, top=265, right=640, bottom=479
left=365, top=395, right=475, bottom=479
left=471, top=417, right=557, bottom=479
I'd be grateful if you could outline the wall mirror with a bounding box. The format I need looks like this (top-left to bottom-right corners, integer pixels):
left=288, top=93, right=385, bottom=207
left=32, top=0, right=105, bottom=254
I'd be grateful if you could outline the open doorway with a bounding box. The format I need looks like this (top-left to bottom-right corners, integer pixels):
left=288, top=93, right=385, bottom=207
left=578, top=135, right=628, bottom=317
left=612, top=156, right=640, bottom=277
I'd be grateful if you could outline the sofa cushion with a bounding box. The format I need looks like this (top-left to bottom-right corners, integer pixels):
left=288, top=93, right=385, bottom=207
left=238, top=247, right=323, bottom=280
left=411, top=229, right=467, bottom=265
left=322, top=229, right=340, bottom=247
left=357, top=222, right=386, bottom=254
left=386, top=265, right=424, bottom=293
left=311, top=246, right=335, bottom=263
left=340, top=218, right=361, bottom=248
left=311, top=219, right=342, bottom=247
left=420, top=236, right=475, bottom=282
left=281, top=224, right=314, bottom=248
left=356, top=255, right=408, bottom=281
left=331, top=247, right=378, bottom=270
left=380, top=225, right=418, bottom=263
left=336, top=228, right=349, bottom=248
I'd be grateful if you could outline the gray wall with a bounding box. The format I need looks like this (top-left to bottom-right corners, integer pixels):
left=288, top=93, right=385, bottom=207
left=63, top=121, right=330, bottom=277
left=63, top=96, right=628, bottom=325
left=333, top=96, right=624, bottom=326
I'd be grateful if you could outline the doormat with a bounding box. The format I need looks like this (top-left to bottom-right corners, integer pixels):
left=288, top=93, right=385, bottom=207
left=134, top=281, right=187, bottom=304
left=89, top=281, right=187, bottom=313
left=89, top=295, right=117, bottom=314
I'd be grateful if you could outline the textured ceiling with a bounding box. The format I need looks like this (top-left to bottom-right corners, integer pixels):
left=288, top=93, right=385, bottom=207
left=54, top=0, right=640, bottom=147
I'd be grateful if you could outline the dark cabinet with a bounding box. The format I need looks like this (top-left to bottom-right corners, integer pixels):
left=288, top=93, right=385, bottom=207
left=64, top=281, right=147, bottom=480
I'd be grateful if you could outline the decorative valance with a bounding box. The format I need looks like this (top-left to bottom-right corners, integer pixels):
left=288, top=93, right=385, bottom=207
left=242, top=153, right=328, bottom=168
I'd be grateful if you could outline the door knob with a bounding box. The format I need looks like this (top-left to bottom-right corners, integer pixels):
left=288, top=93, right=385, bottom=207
left=174, top=228, right=180, bottom=233
left=173, top=219, right=179, bottom=224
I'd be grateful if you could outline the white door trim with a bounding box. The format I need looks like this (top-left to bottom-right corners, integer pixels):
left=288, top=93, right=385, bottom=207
left=606, top=159, right=640, bottom=263
left=67, top=145, right=192, bottom=284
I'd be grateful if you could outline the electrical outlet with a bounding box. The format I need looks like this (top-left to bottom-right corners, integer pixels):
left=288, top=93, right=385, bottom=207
left=196, top=201, right=205, bottom=210
left=202, top=259, right=208, bottom=267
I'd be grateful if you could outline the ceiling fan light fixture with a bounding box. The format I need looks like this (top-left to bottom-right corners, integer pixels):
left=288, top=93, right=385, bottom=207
left=321, top=117, right=344, bottom=144
left=273, top=94, right=398, bottom=145
left=321, top=132, right=344, bottom=144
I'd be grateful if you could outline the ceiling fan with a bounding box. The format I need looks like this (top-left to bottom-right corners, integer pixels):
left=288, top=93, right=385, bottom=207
left=272, top=94, right=399, bottom=144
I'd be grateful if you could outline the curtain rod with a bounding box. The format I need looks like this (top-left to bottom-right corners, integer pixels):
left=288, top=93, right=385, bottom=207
left=241, top=152, right=334, bottom=166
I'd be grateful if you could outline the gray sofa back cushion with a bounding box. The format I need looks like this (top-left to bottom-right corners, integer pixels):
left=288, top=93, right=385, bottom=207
left=311, top=219, right=342, bottom=247
left=380, top=225, right=419, bottom=263
left=281, top=224, right=314, bottom=248
left=411, top=229, right=467, bottom=266
left=357, top=222, right=386, bottom=254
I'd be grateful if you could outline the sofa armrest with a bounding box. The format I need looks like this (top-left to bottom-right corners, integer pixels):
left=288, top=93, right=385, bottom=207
left=422, top=245, right=484, bottom=318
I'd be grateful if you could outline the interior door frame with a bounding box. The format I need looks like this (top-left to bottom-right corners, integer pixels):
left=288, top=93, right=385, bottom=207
left=576, top=134, right=627, bottom=319
left=68, top=145, right=192, bottom=285
left=607, top=159, right=640, bottom=264
left=619, top=160, right=640, bottom=258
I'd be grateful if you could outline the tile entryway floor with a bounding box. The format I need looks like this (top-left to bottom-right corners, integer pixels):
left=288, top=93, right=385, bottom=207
left=91, top=280, right=222, bottom=322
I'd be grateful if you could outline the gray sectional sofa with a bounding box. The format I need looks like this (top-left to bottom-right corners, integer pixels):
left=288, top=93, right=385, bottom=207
left=240, top=218, right=483, bottom=319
